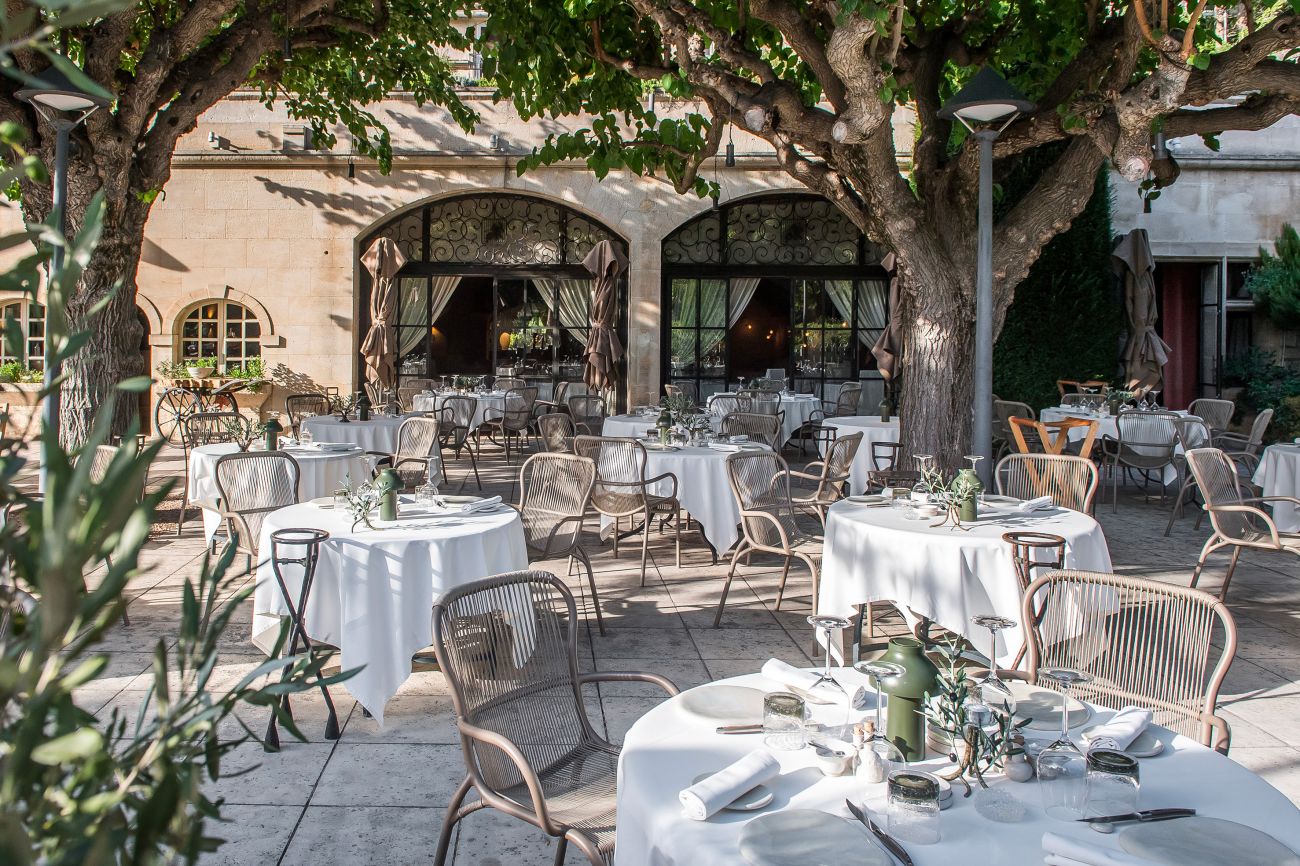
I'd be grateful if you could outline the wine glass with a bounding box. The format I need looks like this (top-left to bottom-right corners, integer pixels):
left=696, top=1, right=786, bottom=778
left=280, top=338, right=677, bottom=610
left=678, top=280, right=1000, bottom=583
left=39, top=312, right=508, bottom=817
left=806, top=615, right=853, bottom=696
left=970, top=614, right=1017, bottom=715
left=1037, top=667, right=1094, bottom=820
left=852, top=660, right=904, bottom=734
left=963, top=454, right=985, bottom=502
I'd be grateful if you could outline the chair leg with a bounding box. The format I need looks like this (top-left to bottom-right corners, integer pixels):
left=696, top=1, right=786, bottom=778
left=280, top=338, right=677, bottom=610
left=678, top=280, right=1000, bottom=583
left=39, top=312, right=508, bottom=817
left=568, top=832, right=605, bottom=866
left=1220, top=545, right=1244, bottom=601
left=176, top=491, right=188, bottom=537
left=552, top=836, right=569, bottom=866
left=714, top=543, right=748, bottom=627
left=1190, top=536, right=1222, bottom=589
left=638, top=509, right=651, bottom=587
left=775, top=556, right=793, bottom=611
left=675, top=506, right=682, bottom=568
left=577, top=547, right=604, bottom=636
left=1164, top=475, right=1192, bottom=537
left=433, top=775, right=478, bottom=866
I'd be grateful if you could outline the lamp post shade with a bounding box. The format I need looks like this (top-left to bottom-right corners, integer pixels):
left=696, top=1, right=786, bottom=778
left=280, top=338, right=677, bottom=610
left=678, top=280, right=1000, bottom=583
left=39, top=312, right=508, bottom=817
left=16, top=65, right=111, bottom=113
left=937, top=67, right=1035, bottom=124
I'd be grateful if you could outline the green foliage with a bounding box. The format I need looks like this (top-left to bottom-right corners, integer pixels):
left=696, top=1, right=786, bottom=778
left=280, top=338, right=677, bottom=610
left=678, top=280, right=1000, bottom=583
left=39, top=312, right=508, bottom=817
left=225, top=357, right=265, bottom=381
left=0, top=360, right=40, bottom=382
left=1245, top=224, right=1300, bottom=329
left=994, top=154, right=1120, bottom=411
left=1223, top=348, right=1300, bottom=441
left=154, top=360, right=188, bottom=381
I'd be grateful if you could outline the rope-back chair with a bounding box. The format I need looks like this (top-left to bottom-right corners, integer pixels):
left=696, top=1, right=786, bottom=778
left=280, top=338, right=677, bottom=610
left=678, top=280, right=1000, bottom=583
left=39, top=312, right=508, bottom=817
left=396, top=385, right=425, bottom=412
left=1056, top=379, right=1109, bottom=399
left=1101, top=409, right=1180, bottom=511
left=720, top=412, right=782, bottom=450
left=517, top=454, right=602, bottom=633
left=821, top=382, right=862, bottom=418
left=404, top=377, right=434, bottom=391
left=567, top=394, right=607, bottom=436
left=213, top=451, right=300, bottom=565
left=176, top=411, right=246, bottom=537
left=437, top=395, right=481, bottom=490
left=537, top=413, right=576, bottom=453
left=1164, top=416, right=1216, bottom=536
left=285, top=393, right=331, bottom=436
left=751, top=378, right=784, bottom=393
left=748, top=392, right=783, bottom=417
left=536, top=381, right=588, bottom=415
left=430, top=571, right=678, bottom=866
left=572, top=436, right=681, bottom=586
left=495, top=376, right=526, bottom=392
left=715, top=451, right=818, bottom=626
left=664, top=382, right=697, bottom=405
left=483, top=386, right=537, bottom=463
left=370, top=416, right=443, bottom=489
left=790, top=431, right=861, bottom=524
left=1189, top=398, right=1235, bottom=435
left=994, top=453, right=1099, bottom=513
left=1213, top=407, right=1273, bottom=472
left=708, top=394, right=751, bottom=417
left=1022, top=569, right=1238, bottom=754
left=1186, top=447, right=1300, bottom=601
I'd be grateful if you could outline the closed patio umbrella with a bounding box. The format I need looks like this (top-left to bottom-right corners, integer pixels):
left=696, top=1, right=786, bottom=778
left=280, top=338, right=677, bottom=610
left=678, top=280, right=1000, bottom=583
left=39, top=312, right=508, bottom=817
left=360, top=237, right=407, bottom=392
left=582, top=240, right=628, bottom=393
left=870, top=252, right=902, bottom=383
left=1113, top=229, right=1170, bottom=392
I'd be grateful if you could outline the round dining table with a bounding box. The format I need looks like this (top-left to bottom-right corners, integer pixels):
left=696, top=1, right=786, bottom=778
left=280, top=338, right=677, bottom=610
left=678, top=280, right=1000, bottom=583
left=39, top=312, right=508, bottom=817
left=817, top=498, right=1111, bottom=665
left=186, top=442, right=375, bottom=543
left=411, top=391, right=507, bottom=428
left=602, top=413, right=722, bottom=440
left=251, top=497, right=528, bottom=725
left=301, top=414, right=406, bottom=453
left=1252, top=443, right=1300, bottom=532
left=708, top=392, right=822, bottom=445
left=820, top=416, right=901, bottom=494
left=613, top=668, right=1300, bottom=866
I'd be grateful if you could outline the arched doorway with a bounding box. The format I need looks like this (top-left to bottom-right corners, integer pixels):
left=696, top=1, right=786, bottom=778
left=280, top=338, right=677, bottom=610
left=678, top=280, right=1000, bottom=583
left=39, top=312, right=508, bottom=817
left=662, top=195, right=889, bottom=401
left=358, top=193, right=629, bottom=404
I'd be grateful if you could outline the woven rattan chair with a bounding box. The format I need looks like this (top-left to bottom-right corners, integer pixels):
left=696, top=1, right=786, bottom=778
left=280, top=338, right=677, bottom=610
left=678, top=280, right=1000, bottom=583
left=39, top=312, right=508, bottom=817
left=572, top=435, right=681, bottom=586
left=537, top=381, right=588, bottom=415
left=994, top=453, right=1099, bottom=513
left=431, top=570, right=678, bottom=866
left=567, top=394, right=607, bottom=436
left=537, top=413, right=576, bottom=453
left=664, top=382, right=697, bottom=404
left=368, top=415, right=444, bottom=489
left=1059, top=393, right=1097, bottom=408
left=284, top=393, right=331, bottom=436
left=716, top=451, right=819, bottom=625
left=720, top=412, right=782, bottom=450
left=818, top=382, right=861, bottom=419
left=1022, top=568, right=1238, bottom=753
left=789, top=431, right=861, bottom=525
left=176, top=411, right=246, bottom=538
left=708, top=393, right=750, bottom=417
left=1190, top=398, right=1235, bottom=436
left=1164, top=416, right=1217, bottom=536
left=751, top=378, right=784, bottom=393
left=437, top=395, right=481, bottom=491
left=1186, top=447, right=1300, bottom=601
left=483, top=387, right=537, bottom=463
left=1212, top=407, right=1273, bottom=473
left=495, top=376, right=526, bottom=392
left=1100, top=409, right=1180, bottom=511
left=396, top=385, right=426, bottom=412
left=516, top=453, right=602, bottom=633
left=213, top=451, right=299, bottom=568
left=993, top=400, right=1034, bottom=457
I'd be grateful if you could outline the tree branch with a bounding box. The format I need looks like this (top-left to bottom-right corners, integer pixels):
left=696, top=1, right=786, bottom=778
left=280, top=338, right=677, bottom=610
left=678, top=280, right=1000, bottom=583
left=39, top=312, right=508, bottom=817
left=747, top=0, right=846, bottom=110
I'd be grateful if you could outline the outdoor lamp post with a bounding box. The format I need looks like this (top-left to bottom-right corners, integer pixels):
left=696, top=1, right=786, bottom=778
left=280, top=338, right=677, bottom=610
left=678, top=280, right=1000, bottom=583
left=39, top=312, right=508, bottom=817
left=16, top=66, right=111, bottom=491
left=938, top=67, right=1034, bottom=486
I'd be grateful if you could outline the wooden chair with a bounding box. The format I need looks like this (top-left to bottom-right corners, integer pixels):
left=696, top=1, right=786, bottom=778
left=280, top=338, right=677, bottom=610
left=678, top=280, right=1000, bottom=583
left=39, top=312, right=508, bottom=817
left=1008, top=416, right=1099, bottom=459
left=1022, top=568, right=1238, bottom=753
left=790, top=431, right=861, bottom=526
left=1056, top=379, right=1109, bottom=399
left=720, top=412, right=782, bottom=450
left=516, top=453, right=602, bottom=633
left=994, top=453, right=1099, bottom=513
left=431, top=571, right=678, bottom=866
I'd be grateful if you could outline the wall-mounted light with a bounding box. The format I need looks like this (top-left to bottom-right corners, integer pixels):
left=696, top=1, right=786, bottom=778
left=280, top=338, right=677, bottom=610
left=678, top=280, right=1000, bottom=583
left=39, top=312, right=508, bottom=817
left=207, top=131, right=221, bottom=150
left=347, top=159, right=355, bottom=179
left=488, top=133, right=505, bottom=151
left=725, top=142, right=735, bottom=167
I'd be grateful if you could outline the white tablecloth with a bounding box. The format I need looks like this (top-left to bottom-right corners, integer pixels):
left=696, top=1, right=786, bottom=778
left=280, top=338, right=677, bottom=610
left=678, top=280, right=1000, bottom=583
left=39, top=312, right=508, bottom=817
left=821, top=416, right=901, bottom=494
left=412, top=391, right=507, bottom=428
left=301, top=414, right=406, bottom=454
left=252, top=500, right=528, bottom=724
left=613, top=669, right=1300, bottom=866
left=817, top=499, right=1111, bottom=664
left=598, top=446, right=745, bottom=555
left=1253, top=444, right=1300, bottom=532
left=603, top=414, right=722, bottom=440
left=1039, top=408, right=1203, bottom=485
left=187, top=443, right=375, bottom=543
left=708, top=393, right=822, bottom=444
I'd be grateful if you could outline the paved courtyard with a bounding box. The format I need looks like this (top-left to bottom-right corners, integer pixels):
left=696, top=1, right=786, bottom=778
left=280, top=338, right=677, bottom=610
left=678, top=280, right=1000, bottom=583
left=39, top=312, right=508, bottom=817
left=67, top=441, right=1300, bottom=865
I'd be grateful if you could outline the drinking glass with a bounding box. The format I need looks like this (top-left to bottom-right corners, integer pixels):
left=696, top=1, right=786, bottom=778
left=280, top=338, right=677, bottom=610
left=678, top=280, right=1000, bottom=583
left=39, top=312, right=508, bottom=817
left=425, top=455, right=443, bottom=494
left=886, top=772, right=941, bottom=844
left=970, top=614, right=1017, bottom=715
left=299, top=427, right=313, bottom=446
left=963, top=454, right=985, bottom=501
left=852, top=660, right=904, bottom=734
left=762, top=692, right=808, bottom=751
left=806, top=615, right=853, bottom=696
left=1084, top=749, right=1140, bottom=831
left=1037, top=667, right=1093, bottom=820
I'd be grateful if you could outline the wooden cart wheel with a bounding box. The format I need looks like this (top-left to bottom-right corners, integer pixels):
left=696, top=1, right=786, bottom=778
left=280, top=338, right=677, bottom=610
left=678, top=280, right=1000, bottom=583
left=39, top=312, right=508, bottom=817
left=153, top=387, right=200, bottom=443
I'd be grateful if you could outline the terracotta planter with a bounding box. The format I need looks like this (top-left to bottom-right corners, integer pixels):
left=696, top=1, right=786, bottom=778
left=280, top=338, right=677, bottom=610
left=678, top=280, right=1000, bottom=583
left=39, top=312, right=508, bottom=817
left=233, top=382, right=272, bottom=421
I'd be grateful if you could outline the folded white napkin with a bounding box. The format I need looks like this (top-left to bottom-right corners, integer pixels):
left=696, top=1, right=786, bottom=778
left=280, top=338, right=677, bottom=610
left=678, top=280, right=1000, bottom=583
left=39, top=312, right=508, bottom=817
left=1016, top=495, right=1055, bottom=513
left=1043, top=831, right=1160, bottom=866
left=760, top=658, right=866, bottom=706
left=728, top=435, right=749, bottom=443
left=708, top=443, right=741, bottom=453
left=1086, top=706, right=1152, bottom=753
left=678, top=750, right=780, bottom=821
left=460, top=495, right=503, bottom=514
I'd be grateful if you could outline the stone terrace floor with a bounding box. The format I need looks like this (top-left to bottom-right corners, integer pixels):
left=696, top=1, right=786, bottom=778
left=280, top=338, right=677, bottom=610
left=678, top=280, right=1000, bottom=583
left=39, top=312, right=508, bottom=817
left=58, top=439, right=1300, bottom=865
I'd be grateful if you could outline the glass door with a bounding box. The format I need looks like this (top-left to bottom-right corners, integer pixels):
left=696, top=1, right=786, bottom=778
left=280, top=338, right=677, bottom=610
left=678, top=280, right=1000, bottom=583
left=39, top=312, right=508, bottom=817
left=1197, top=261, right=1222, bottom=398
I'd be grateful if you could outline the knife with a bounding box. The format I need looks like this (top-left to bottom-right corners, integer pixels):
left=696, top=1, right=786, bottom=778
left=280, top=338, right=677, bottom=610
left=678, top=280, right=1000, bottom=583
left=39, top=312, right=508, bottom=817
left=1078, top=807, right=1196, bottom=824
left=715, top=724, right=764, bottom=734
left=845, top=799, right=912, bottom=866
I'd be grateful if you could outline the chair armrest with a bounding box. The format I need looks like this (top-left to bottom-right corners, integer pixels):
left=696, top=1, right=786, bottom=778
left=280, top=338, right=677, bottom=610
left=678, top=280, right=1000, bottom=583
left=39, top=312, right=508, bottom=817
left=739, top=507, right=793, bottom=550
left=643, top=471, right=679, bottom=498
left=788, top=469, right=824, bottom=483
left=456, top=719, right=556, bottom=831
left=533, top=514, right=587, bottom=558
left=1213, top=432, right=1250, bottom=448
left=1207, top=504, right=1280, bottom=546
left=577, top=671, right=680, bottom=696
left=1241, top=495, right=1300, bottom=506
left=365, top=451, right=392, bottom=470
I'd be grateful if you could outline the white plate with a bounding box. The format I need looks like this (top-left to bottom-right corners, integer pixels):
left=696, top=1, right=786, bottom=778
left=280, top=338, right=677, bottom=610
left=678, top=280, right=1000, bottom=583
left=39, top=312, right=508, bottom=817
left=738, top=810, right=889, bottom=866
left=678, top=685, right=766, bottom=724
left=847, top=495, right=886, bottom=504
left=691, top=773, right=773, bottom=811
left=1009, top=681, right=1092, bottom=730
left=1080, top=724, right=1165, bottom=758
left=981, top=494, right=1021, bottom=505
left=1120, top=816, right=1300, bottom=866
left=308, top=496, right=335, bottom=508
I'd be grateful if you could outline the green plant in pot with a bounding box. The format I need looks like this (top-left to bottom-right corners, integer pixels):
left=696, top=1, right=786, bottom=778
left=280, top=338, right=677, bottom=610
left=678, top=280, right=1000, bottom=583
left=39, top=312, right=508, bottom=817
left=186, top=356, right=217, bottom=379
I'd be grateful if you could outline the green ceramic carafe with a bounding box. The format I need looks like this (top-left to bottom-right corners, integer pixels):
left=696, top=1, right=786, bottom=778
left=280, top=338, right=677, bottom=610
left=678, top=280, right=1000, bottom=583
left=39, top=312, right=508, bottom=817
left=879, top=637, right=940, bottom=761
left=956, top=467, right=982, bottom=522
left=377, top=467, right=400, bottom=521
left=262, top=416, right=282, bottom=452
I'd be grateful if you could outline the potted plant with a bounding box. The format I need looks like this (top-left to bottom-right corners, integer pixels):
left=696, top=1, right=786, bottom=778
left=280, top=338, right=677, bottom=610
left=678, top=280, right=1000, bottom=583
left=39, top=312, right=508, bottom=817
left=187, top=356, right=216, bottom=379
left=154, top=359, right=189, bottom=384
left=0, top=362, right=46, bottom=435
left=226, top=357, right=273, bottom=418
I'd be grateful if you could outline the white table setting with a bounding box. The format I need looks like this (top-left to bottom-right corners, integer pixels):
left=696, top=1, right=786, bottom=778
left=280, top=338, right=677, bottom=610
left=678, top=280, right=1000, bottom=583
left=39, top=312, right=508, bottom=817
left=411, top=390, right=507, bottom=428
left=300, top=413, right=408, bottom=454
left=603, top=410, right=721, bottom=440
left=708, top=392, right=823, bottom=445
left=614, top=666, right=1300, bottom=866
left=1039, top=408, right=1205, bottom=482
left=820, top=416, right=902, bottom=494
left=186, top=441, right=376, bottom=543
left=817, top=495, right=1111, bottom=666
left=251, top=493, right=527, bottom=724
left=1251, top=442, right=1300, bottom=532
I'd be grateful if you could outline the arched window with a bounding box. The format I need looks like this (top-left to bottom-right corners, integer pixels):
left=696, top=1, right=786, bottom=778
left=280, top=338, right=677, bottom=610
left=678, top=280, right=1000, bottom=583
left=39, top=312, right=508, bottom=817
left=0, top=299, right=46, bottom=370
left=177, top=301, right=262, bottom=371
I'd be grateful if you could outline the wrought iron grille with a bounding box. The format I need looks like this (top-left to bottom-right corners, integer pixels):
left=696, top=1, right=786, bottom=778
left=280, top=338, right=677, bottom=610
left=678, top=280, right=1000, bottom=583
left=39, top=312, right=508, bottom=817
left=663, top=195, right=876, bottom=266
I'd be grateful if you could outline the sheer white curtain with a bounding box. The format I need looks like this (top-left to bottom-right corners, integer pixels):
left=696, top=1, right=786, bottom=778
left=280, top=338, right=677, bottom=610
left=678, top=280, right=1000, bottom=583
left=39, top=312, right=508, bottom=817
left=697, top=277, right=760, bottom=359
left=398, top=275, right=461, bottom=356
left=532, top=278, right=591, bottom=344
left=824, top=279, right=888, bottom=346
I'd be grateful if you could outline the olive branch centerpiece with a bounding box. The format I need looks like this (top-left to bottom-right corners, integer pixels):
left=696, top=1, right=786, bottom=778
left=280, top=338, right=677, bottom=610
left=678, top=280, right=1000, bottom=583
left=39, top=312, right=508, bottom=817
left=222, top=416, right=256, bottom=451
left=918, top=462, right=981, bottom=530
left=336, top=475, right=381, bottom=530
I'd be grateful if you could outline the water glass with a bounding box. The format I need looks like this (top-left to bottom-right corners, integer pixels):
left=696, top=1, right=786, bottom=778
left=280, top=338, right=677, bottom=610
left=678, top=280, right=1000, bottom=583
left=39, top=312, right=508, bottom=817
left=299, top=428, right=313, bottom=446
left=333, top=489, right=349, bottom=511
left=1084, top=749, right=1139, bottom=827
left=762, top=691, right=807, bottom=751
left=415, top=482, right=439, bottom=507
left=886, top=772, right=941, bottom=844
